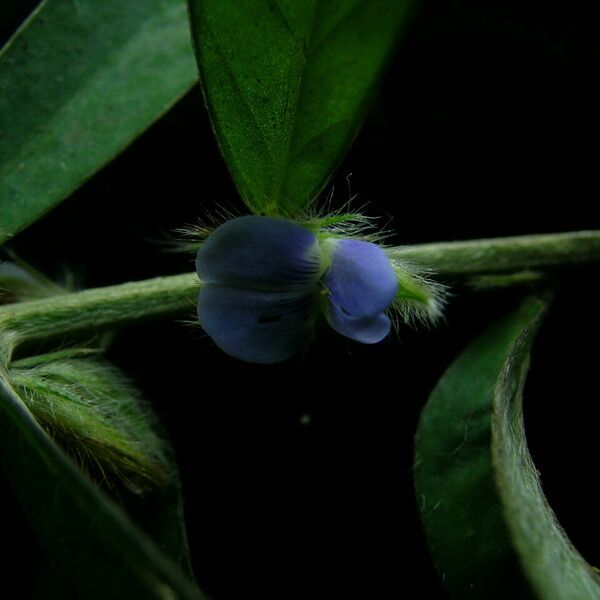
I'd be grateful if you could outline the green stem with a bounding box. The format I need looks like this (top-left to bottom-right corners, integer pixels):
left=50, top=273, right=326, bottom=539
left=0, top=273, right=198, bottom=359
left=388, top=230, right=600, bottom=276
left=1, top=230, right=599, bottom=354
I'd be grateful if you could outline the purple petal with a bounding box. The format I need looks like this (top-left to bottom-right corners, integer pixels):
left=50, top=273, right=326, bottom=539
left=197, top=284, right=317, bottom=363
left=196, top=216, right=321, bottom=290
left=326, top=302, right=392, bottom=344
left=324, top=239, right=398, bottom=318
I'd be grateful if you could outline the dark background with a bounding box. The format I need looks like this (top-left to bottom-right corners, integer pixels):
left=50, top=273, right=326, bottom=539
left=2, top=1, right=600, bottom=598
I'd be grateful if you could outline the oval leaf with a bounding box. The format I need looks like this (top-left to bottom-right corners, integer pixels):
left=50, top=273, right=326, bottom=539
left=0, top=0, right=197, bottom=243
left=414, top=296, right=600, bottom=598
left=188, top=0, right=414, bottom=216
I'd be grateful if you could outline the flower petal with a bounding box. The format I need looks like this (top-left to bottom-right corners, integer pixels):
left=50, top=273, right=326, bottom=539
left=196, top=216, right=321, bottom=290
left=326, top=302, right=391, bottom=344
left=197, top=284, right=318, bottom=363
left=324, top=239, right=398, bottom=318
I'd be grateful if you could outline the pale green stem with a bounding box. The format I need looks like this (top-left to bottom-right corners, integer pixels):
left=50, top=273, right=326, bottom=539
left=388, top=230, right=600, bottom=276
left=1, top=230, right=599, bottom=354
left=0, top=273, right=198, bottom=360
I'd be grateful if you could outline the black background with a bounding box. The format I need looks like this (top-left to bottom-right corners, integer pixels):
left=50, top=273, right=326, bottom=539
left=2, top=1, right=600, bottom=598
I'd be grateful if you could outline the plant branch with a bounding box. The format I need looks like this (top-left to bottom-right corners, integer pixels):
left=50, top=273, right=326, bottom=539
left=0, top=273, right=198, bottom=359
left=1, top=230, right=599, bottom=354
left=388, top=230, right=600, bottom=276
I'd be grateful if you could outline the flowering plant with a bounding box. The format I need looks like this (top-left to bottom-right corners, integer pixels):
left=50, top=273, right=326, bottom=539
left=0, top=1, right=599, bottom=598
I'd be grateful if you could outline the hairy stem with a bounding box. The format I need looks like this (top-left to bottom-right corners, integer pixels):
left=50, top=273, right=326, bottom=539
left=0, top=273, right=198, bottom=359
left=388, top=230, right=600, bottom=276
left=1, top=230, right=599, bottom=353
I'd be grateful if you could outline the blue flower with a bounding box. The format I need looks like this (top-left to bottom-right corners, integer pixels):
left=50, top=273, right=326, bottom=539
left=196, top=216, right=398, bottom=363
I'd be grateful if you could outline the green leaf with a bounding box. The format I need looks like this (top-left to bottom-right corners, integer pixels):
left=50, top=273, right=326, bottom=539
left=188, top=0, right=414, bottom=216
left=414, top=296, right=600, bottom=599
left=9, top=349, right=196, bottom=578
left=0, top=371, right=205, bottom=599
left=10, top=350, right=170, bottom=490
left=0, top=0, right=197, bottom=244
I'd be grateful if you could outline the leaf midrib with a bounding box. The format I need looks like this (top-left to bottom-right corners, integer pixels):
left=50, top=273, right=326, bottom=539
left=269, top=0, right=318, bottom=208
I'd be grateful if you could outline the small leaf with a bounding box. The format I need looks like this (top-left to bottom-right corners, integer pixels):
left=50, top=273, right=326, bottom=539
left=188, top=0, right=415, bottom=216
left=0, top=0, right=197, bottom=243
left=10, top=350, right=169, bottom=490
left=0, top=370, right=205, bottom=599
left=10, top=348, right=196, bottom=577
left=414, top=295, right=600, bottom=598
